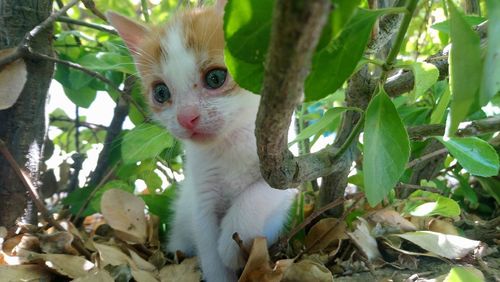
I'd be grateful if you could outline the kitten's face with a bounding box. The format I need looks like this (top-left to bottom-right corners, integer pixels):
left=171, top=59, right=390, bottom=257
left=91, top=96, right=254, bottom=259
left=108, top=8, right=258, bottom=144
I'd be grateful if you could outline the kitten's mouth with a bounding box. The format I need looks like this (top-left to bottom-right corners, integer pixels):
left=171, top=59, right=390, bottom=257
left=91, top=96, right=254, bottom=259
left=188, top=131, right=214, bottom=142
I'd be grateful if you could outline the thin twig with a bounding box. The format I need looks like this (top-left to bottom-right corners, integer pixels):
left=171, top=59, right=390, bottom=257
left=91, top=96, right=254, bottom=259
left=0, top=139, right=91, bottom=259
left=82, top=0, right=107, bottom=22
left=72, top=165, right=117, bottom=222
left=28, top=51, right=148, bottom=118
left=57, top=16, right=117, bottom=34
left=406, top=148, right=448, bottom=169
left=0, top=0, right=81, bottom=71
left=141, top=0, right=150, bottom=23
left=273, top=192, right=364, bottom=255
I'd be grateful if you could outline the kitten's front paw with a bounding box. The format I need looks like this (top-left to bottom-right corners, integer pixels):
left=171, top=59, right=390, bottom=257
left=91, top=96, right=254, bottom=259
left=217, top=230, right=246, bottom=271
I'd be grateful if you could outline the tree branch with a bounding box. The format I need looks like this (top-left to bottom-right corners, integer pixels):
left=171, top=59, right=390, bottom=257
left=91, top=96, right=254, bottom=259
left=57, top=16, right=117, bottom=34
left=0, top=139, right=91, bottom=259
left=82, top=0, right=107, bottom=22
left=255, top=0, right=331, bottom=188
left=407, top=115, right=500, bottom=140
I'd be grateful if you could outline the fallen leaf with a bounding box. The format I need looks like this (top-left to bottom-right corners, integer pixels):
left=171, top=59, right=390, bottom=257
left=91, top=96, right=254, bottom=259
left=94, top=241, right=134, bottom=266
left=443, top=266, right=484, bottom=282
left=72, top=269, right=115, bottom=282
left=159, top=257, right=201, bottom=282
left=0, top=264, right=54, bottom=281
left=427, top=219, right=459, bottom=235
left=101, top=189, right=147, bottom=244
left=39, top=231, right=78, bottom=255
left=305, top=218, right=347, bottom=253
left=147, top=214, right=161, bottom=248
left=395, top=231, right=480, bottom=259
left=239, top=237, right=291, bottom=282
left=0, top=48, right=27, bottom=110
left=281, top=259, right=334, bottom=282
left=129, top=249, right=156, bottom=271
left=28, top=253, right=95, bottom=278
left=131, top=268, right=159, bottom=282
left=367, top=209, right=417, bottom=232
left=348, top=218, right=382, bottom=261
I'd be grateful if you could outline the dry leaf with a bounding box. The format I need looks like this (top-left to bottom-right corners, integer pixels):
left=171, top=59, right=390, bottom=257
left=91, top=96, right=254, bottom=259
left=0, top=226, right=7, bottom=239
left=0, top=264, right=54, bottom=281
left=72, top=269, right=115, bottom=282
left=348, top=218, right=382, bottom=261
left=427, top=219, right=459, bottom=235
left=94, top=241, right=134, bottom=266
left=147, top=214, right=161, bottom=248
left=129, top=249, right=156, bottom=271
left=367, top=209, right=417, bottom=232
left=28, top=253, right=95, bottom=278
left=239, top=237, right=291, bottom=282
left=101, top=189, right=147, bottom=244
left=281, top=259, right=333, bottom=282
left=305, top=218, right=347, bottom=253
left=0, top=48, right=27, bottom=110
left=159, top=257, right=201, bottom=282
left=131, top=268, right=159, bottom=282
left=39, top=231, right=78, bottom=255
left=395, top=231, right=480, bottom=259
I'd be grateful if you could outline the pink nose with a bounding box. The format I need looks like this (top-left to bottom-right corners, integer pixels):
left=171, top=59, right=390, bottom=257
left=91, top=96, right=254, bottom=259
left=177, top=108, right=200, bottom=130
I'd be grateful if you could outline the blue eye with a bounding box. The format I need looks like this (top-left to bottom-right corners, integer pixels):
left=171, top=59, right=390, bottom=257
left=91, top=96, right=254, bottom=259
left=153, top=82, right=171, bottom=104
left=205, top=69, right=227, bottom=89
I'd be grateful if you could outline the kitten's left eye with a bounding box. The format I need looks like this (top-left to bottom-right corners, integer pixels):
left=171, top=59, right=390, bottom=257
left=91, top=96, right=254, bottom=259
left=152, top=82, right=171, bottom=104
left=204, top=69, right=227, bottom=89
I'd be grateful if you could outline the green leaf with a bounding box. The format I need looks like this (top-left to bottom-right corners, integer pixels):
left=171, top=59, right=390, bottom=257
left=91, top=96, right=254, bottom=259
left=223, top=0, right=274, bottom=93
left=430, top=82, right=451, bottom=124
left=444, top=267, right=484, bottom=282
left=63, top=86, right=97, bottom=108
left=476, top=177, right=500, bottom=204
left=430, top=16, right=486, bottom=34
left=141, top=186, right=176, bottom=225
left=411, top=62, right=439, bottom=100
left=446, top=1, right=483, bottom=135
left=363, top=89, right=410, bottom=206
left=121, top=123, right=174, bottom=164
left=410, top=196, right=461, bottom=217
left=305, top=9, right=385, bottom=101
left=63, top=186, right=96, bottom=217
left=481, top=0, right=500, bottom=106
left=290, top=107, right=350, bottom=145
left=79, top=52, right=136, bottom=74
left=434, top=136, right=500, bottom=177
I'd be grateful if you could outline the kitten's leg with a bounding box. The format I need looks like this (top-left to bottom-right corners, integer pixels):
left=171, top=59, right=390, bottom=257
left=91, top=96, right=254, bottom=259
left=166, top=186, right=195, bottom=256
left=194, top=190, right=238, bottom=282
left=217, top=180, right=297, bottom=270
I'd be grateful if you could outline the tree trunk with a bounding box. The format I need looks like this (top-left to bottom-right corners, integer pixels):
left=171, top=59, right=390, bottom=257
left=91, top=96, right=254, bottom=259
left=0, top=0, right=54, bottom=228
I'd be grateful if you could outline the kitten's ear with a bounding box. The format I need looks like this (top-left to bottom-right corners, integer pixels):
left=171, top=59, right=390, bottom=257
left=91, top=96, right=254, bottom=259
left=215, top=0, right=227, bottom=14
left=106, top=11, right=149, bottom=54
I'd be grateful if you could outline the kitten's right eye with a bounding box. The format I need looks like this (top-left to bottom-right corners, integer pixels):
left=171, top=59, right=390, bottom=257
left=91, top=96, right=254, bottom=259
left=152, top=82, right=171, bottom=104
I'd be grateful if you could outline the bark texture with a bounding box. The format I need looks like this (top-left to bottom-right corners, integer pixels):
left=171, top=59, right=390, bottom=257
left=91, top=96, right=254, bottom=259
left=0, top=0, right=54, bottom=227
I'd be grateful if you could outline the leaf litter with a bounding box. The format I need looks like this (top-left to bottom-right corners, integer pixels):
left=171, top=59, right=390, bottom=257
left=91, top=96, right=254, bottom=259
left=0, top=188, right=497, bottom=281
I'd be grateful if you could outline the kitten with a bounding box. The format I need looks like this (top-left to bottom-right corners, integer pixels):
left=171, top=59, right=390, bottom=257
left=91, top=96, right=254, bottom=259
left=107, top=1, right=296, bottom=281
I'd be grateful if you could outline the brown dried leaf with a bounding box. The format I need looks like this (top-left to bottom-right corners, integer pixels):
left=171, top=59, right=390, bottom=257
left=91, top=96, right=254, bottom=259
left=281, top=259, right=333, bottom=282
left=131, top=268, right=159, bottom=282
left=367, top=209, right=417, bottom=232
left=29, top=253, right=95, bottom=278
left=239, top=237, right=291, bottom=282
left=129, top=249, right=156, bottom=271
left=0, top=264, right=54, bottom=281
left=93, top=241, right=134, bottom=267
left=427, top=219, right=459, bottom=235
left=39, top=231, right=78, bottom=255
left=147, top=214, right=161, bottom=248
left=159, top=257, right=201, bottom=282
left=0, top=48, right=27, bottom=110
left=72, top=269, right=115, bottom=282
left=101, top=189, right=147, bottom=244
left=305, top=218, right=347, bottom=253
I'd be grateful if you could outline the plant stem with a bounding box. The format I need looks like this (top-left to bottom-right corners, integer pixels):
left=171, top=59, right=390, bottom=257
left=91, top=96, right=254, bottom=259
left=380, top=0, right=420, bottom=84
left=141, top=0, right=150, bottom=23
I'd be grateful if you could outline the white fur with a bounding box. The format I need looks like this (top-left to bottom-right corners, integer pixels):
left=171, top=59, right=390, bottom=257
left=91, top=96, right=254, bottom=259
left=151, top=18, right=297, bottom=282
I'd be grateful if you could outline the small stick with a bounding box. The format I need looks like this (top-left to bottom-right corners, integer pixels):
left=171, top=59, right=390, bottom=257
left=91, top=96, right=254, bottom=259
left=406, top=147, right=448, bottom=169
left=232, top=232, right=250, bottom=260
left=0, top=139, right=91, bottom=259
